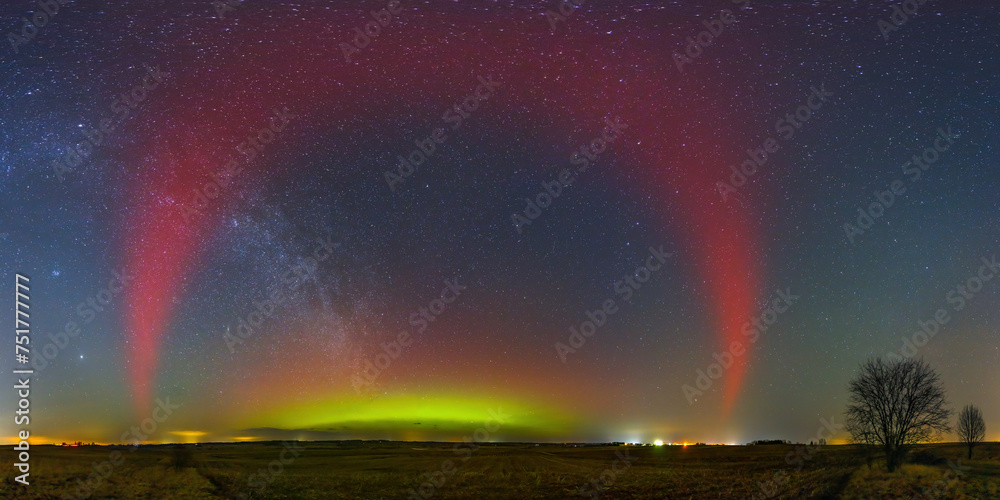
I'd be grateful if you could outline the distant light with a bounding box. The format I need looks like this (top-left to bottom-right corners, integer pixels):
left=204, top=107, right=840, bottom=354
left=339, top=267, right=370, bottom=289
left=170, top=431, right=208, bottom=442
left=654, top=440, right=663, bottom=446
left=171, top=431, right=208, bottom=437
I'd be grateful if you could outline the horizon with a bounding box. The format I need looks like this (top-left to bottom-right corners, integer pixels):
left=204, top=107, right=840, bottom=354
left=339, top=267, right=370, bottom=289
left=5, top=438, right=942, bottom=447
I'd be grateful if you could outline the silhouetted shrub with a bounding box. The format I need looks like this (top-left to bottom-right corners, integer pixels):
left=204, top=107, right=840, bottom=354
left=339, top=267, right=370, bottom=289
left=170, top=444, right=195, bottom=470
left=909, top=449, right=943, bottom=465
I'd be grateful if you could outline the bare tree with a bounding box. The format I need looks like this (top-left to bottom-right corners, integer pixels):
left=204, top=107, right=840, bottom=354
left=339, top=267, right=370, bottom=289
left=957, top=404, right=986, bottom=459
left=844, top=357, right=951, bottom=472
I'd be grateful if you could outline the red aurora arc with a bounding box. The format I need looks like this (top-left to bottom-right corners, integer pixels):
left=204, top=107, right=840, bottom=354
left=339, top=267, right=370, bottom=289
left=119, top=6, right=764, bottom=417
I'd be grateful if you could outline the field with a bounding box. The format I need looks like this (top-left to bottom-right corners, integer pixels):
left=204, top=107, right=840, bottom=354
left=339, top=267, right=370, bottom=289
left=2, top=442, right=998, bottom=499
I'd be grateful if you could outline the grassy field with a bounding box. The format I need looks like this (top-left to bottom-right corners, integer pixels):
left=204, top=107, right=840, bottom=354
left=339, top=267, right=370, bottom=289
left=2, top=441, right=997, bottom=499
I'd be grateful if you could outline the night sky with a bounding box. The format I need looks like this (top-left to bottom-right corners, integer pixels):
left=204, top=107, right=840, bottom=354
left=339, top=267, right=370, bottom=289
left=2, top=0, right=999, bottom=446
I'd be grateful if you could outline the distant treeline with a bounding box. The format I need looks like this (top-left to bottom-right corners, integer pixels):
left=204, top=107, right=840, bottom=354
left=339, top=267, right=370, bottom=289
left=747, top=440, right=790, bottom=445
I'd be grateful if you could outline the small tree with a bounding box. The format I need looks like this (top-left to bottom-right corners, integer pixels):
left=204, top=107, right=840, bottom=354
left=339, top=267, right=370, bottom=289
left=957, top=404, right=986, bottom=459
left=844, top=357, right=951, bottom=472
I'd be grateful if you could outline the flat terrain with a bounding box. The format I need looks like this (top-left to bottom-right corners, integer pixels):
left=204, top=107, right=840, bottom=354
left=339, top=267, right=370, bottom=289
left=2, top=441, right=998, bottom=499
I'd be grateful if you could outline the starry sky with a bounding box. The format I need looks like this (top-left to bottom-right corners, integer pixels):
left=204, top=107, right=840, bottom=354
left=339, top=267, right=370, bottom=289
left=2, top=0, right=999, bottom=446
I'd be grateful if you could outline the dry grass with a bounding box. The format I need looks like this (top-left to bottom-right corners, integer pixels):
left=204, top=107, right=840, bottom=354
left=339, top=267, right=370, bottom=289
left=0, top=442, right=996, bottom=498
left=840, top=443, right=1000, bottom=499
